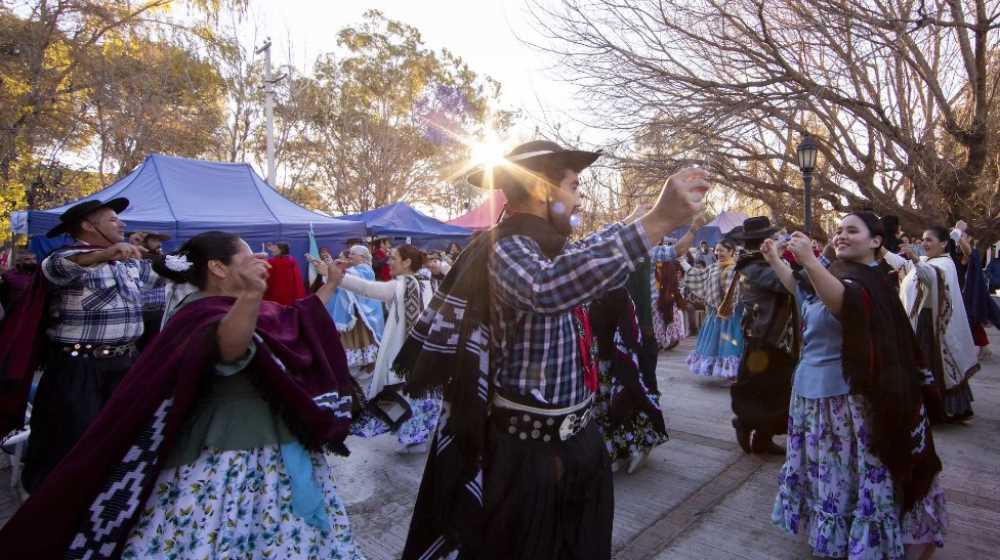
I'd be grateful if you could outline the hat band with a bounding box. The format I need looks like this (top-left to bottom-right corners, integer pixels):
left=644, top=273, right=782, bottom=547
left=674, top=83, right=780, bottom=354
left=506, top=150, right=558, bottom=163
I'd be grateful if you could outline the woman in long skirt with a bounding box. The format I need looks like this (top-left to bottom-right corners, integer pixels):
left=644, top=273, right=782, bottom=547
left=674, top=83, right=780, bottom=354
left=652, top=260, right=688, bottom=349
left=590, top=287, right=669, bottom=475
left=765, top=215, right=947, bottom=560
left=337, top=245, right=440, bottom=453
left=682, top=239, right=744, bottom=379
left=884, top=225, right=980, bottom=423
left=0, top=231, right=365, bottom=559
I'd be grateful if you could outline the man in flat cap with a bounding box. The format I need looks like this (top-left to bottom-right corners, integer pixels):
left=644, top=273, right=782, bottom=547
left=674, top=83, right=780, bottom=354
left=398, top=140, right=712, bottom=559
left=21, top=198, right=160, bottom=491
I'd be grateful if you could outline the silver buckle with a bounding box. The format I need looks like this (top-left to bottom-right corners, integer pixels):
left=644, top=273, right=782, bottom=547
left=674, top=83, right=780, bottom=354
left=558, top=408, right=592, bottom=441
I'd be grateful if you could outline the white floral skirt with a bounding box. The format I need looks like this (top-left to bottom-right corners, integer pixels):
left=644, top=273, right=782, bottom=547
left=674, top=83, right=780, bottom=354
left=122, top=445, right=365, bottom=559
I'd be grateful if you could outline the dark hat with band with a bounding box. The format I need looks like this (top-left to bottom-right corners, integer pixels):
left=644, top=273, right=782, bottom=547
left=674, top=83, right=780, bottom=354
left=466, top=140, right=601, bottom=189
left=46, top=198, right=129, bottom=238
left=729, top=216, right=780, bottom=241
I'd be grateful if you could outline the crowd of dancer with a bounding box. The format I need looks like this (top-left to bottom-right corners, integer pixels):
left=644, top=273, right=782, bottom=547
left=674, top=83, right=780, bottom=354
left=0, top=138, right=996, bottom=560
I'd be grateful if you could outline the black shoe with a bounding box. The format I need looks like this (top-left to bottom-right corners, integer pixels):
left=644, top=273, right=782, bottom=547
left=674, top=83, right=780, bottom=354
left=732, top=418, right=751, bottom=454
left=751, top=432, right=785, bottom=456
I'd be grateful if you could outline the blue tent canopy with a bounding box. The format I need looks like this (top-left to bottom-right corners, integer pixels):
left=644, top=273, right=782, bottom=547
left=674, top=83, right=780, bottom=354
left=19, top=154, right=366, bottom=265
left=341, top=202, right=471, bottom=249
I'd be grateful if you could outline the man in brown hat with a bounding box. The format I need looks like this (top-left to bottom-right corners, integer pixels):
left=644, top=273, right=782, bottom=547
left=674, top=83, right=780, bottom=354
left=21, top=198, right=162, bottom=491
left=730, top=216, right=797, bottom=455
left=398, top=140, right=711, bottom=559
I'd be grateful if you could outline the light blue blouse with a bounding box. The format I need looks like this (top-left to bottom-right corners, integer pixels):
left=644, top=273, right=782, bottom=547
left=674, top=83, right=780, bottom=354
left=791, top=285, right=851, bottom=398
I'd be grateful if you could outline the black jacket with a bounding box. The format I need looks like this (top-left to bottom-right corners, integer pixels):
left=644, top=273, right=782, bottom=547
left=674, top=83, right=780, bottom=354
left=735, top=253, right=797, bottom=352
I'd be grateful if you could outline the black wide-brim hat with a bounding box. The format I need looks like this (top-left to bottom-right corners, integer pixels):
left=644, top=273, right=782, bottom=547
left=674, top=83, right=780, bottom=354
left=466, top=140, right=601, bottom=189
left=46, top=198, right=129, bottom=238
left=730, top=216, right=779, bottom=241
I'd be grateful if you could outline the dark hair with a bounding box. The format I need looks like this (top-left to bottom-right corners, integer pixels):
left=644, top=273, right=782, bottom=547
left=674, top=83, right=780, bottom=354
left=395, top=244, right=425, bottom=272
left=718, top=239, right=737, bottom=253
left=275, top=242, right=290, bottom=256
left=153, top=231, right=242, bottom=289
left=845, top=211, right=884, bottom=257
left=924, top=225, right=949, bottom=244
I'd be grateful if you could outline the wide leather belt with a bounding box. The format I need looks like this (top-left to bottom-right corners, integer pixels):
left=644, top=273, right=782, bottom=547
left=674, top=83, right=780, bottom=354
left=492, top=394, right=594, bottom=443
left=58, top=342, right=137, bottom=360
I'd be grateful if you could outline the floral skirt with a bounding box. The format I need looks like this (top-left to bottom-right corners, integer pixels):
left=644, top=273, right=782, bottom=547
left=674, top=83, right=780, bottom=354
left=686, top=309, right=744, bottom=379
left=772, top=394, right=948, bottom=559
left=652, top=304, right=688, bottom=349
left=594, top=361, right=668, bottom=462
left=350, top=390, right=442, bottom=446
left=340, top=322, right=378, bottom=369
left=122, top=446, right=365, bottom=560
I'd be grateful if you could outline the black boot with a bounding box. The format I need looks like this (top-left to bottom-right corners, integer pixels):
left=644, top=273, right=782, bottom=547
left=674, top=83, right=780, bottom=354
left=732, top=418, right=751, bottom=454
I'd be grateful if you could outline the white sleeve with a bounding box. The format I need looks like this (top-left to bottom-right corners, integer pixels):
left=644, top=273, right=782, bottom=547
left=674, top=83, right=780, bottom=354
left=340, top=275, right=397, bottom=302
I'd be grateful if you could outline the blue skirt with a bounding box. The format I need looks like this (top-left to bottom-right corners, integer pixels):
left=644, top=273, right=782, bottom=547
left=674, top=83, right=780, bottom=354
left=686, top=309, right=744, bottom=379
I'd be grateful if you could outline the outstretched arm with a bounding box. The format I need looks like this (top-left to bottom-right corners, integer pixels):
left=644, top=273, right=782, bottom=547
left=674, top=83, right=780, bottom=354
left=761, top=238, right=796, bottom=295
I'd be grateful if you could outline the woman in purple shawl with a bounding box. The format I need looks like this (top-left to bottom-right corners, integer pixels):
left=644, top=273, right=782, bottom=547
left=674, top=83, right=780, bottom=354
left=0, top=231, right=365, bottom=559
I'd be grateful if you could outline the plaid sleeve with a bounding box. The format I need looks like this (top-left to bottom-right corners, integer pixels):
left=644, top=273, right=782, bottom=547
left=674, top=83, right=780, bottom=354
left=682, top=266, right=709, bottom=302
left=650, top=244, right=677, bottom=263
left=564, top=222, right=624, bottom=251
left=41, top=249, right=99, bottom=286
left=491, top=221, right=651, bottom=315
left=138, top=259, right=165, bottom=289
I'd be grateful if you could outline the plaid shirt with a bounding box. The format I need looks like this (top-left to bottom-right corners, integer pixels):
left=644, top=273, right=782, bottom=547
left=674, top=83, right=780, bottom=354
left=489, top=221, right=670, bottom=407
left=683, top=262, right=737, bottom=311
left=42, top=247, right=161, bottom=345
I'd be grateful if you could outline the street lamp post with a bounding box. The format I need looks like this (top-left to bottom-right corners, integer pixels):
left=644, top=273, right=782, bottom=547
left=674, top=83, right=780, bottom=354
left=796, top=135, right=818, bottom=234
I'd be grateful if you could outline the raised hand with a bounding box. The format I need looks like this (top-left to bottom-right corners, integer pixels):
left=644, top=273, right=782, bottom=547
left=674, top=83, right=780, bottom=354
left=235, top=255, right=270, bottom=297
left=653, top=167, right=711, bottom=227
left=787, top=232, right=816, bottom=264
left=760, top=238, right=781, bottom=263
left=625, top=202, right=653, bottom=224
left=691, top=212, right=709, bottom=231
left=306, top=254, right=330, bottom=278
left=103, top=242, right=144, bottom=261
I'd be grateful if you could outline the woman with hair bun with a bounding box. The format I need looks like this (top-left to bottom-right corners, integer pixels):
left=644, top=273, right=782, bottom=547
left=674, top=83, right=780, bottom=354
left=335, top=243, right=438, bottom=453
left=0, top=231, right=365, bottom=559
left=767, top=214, right=947, bottom=560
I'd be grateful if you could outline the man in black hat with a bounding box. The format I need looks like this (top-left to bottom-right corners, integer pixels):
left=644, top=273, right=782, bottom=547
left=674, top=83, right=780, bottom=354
left=730, top=216, right=798, bottom=455
left=398, top=140, right=711, bottom=559
left=21, top=197, right=161, bottom=491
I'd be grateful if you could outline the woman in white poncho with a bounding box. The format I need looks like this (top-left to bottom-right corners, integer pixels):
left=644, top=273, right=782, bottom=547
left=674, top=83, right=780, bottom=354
left=883, top=225, right=979, bottom=423
left=332, top=244, right=439, bottom=453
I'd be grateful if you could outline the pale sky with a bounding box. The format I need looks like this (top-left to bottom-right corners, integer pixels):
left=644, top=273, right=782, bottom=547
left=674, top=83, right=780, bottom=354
left=258, top=0, right=581, bottom=144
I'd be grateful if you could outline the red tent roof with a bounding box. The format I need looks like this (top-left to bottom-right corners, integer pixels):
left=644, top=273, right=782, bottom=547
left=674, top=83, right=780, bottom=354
left=447, top=190, right=507, bottom=230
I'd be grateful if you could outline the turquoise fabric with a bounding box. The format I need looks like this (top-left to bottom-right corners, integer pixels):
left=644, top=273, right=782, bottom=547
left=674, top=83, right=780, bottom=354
left=328, top=264, right=385, bottom=340
left=280, top=442, right=331, bottom=531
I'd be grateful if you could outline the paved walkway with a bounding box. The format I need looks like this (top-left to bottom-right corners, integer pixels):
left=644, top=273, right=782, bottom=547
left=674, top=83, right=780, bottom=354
left=2, top=331, right=998, bottom=558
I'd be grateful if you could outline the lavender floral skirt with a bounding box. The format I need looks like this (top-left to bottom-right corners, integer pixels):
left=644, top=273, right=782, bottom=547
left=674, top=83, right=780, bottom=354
left=594, top=361, right=669, bottom=462
left=350, top=390, right=442, bottom=446
left=772, top=394, right=948, bottom=559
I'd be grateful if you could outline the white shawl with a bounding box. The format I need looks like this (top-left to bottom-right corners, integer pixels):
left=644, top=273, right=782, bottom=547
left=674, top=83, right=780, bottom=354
left=340, top=273, right=433, bottom=399
left=888, top=252, right=978, bottom=388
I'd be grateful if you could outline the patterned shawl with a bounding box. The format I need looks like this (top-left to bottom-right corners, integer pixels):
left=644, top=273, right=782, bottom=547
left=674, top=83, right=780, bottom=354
left=830, top=260, right=942, bottom=511
left=395, top=214, right=567, bottom=559
left=0, top=295, right=358, bottom=559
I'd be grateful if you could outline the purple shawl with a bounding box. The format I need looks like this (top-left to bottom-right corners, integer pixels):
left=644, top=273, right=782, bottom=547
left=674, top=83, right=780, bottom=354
left=0, top=294, right=357, bottom=559
left=0, top=269, right=49, bottom=435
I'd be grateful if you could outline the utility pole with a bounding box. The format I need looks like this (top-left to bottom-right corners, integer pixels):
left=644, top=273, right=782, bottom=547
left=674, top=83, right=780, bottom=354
left=256, top=38, right=278, bottom=185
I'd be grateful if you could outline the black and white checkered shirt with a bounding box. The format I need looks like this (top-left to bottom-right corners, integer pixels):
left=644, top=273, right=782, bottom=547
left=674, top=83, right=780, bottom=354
left=489, top=221, right=674, bottom=407
left=42, top=246, right=161, bottom=345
